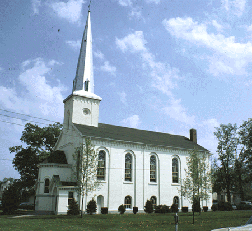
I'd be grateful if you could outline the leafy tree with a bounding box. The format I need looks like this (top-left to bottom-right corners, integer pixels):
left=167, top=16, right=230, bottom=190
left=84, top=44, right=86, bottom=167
left=214, top=123, right=238, bottom=203
left=9, top=122, right=62, bottom=189
left=239, top=119, right=252, bottom=182
left=180, top=148, right=211, bottom=205
left=73, top=138, right=100, bottom=217
left=2, top=180, right=21, bottom=214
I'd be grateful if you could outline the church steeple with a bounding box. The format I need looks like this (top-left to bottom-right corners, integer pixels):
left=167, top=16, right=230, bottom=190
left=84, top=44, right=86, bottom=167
left=73, top=10, right=94, bottom=94
left=63, top=8, right=101, bottom=128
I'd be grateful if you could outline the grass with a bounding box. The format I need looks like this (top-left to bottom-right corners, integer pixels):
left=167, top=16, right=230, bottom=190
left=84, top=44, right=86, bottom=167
left=0, top=210, right=251, bottom=230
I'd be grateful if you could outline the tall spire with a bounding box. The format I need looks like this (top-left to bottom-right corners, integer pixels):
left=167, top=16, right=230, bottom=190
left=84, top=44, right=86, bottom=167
left=73, top=9, right=94, bottom=94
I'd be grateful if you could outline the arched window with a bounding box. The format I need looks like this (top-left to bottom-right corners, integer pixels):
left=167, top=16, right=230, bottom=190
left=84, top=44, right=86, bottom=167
left=172, top=158, right=179, bottom=183
left=173, top=196, right=179, bottom=207
left=125, top=153, right=132, bottom=181
left=97, top=150, right=106, bottom=180
left=150, top=155, right=156, bottom=182
left=151, top=196, right=157, bottom=208
left=124, top=196, right=132, bottom=209
left=44, top=178, right=49, bottom=193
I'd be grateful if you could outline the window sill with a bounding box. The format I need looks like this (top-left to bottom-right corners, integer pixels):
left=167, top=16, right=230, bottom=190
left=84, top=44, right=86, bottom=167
left=123, top=181, right=133, bottom=184
left=171, top=183, right=180, bottom=186
left=97, top=181, right=107, bottom=183
left=148, top=182, right=158, bottom=185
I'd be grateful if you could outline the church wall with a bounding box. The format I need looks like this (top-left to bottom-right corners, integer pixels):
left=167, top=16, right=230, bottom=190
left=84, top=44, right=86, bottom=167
left=89, top=141, right=204, bottom=212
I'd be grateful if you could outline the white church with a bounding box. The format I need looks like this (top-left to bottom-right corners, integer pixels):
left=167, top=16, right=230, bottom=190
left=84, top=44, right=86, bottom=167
left=35, top=10, right=212, bottom=215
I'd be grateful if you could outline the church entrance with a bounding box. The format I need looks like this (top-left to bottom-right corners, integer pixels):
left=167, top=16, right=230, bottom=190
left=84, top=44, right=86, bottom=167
left=97, top=195, right=104, bottom=214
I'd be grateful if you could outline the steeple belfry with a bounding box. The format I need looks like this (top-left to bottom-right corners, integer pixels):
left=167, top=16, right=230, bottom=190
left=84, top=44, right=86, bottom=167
left=73, top=10, right=94, bottom=94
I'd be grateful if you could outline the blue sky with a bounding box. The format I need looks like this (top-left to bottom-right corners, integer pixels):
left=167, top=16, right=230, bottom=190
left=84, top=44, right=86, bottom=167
left=0, top=0, right=251, bottom=180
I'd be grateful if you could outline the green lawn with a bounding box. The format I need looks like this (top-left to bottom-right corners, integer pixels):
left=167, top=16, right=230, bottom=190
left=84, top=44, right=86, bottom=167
left=0, top=210, right=251, bottom=231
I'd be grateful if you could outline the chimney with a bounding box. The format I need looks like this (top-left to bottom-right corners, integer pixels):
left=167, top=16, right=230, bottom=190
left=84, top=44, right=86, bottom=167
left=190, top=128, right=197, bottom=143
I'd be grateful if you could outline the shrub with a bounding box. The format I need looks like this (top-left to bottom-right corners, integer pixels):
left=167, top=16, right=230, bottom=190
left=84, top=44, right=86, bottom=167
left=118, top=204, right=125, bottom=214
left=155, top=205, right=170, bottom=214
left=133, top=206, right=138, bottom=214
left=171, top=203, right=178, bottom=213
left=87, top=198, right=97, bottom=215
left=2, top=182, right=21, bottom=214
left=192, top=197, right=201, bottom=212
left=218, top=201, right=232, bottom=211
left=144, top=200, right=153, bottom=213
left=101, top=207, right=108, bottom=214
left=182, top=206, right=188, bottom=212
left=67, top=199, right=79, bottom=215
left=203, top=206, right=208, bottom=212
left=211, top=204, right=218, bottom=211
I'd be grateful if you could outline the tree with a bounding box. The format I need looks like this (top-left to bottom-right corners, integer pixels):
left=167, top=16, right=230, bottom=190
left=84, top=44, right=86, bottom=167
left=67, top=199, right=80, bottom=215
left=180, top=148, right=211, bottom=205
left=214, top=123, right=238, bottom=203
left=73, top=138, right=100, bottom=217
left=9, top=122, right=62, bottom=189
left=87, top=198, right=97, bottom=215
left=144, top=199, right=153, bottom=213
left=2, top=180, right=21, bottom=214
left=239, top=119, right=252, bottom=182
left=180, top=147, right=211, bottom=223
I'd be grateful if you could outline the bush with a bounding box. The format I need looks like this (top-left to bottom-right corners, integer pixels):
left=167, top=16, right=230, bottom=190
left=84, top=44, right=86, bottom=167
left=118, top=204, right=125, bottom=214
left=2, top=182, right=21, bottom=214
left=133, top=206, right=138, bottom=214
left=203, top=206, right=208, bottom=212
left=182, top=206, right=188, bottom=212
left=218, top=201, right=232, bottom=211
left=87, top=198, right=97, bottom=215
left=144, top=200, right=153, bottom=213
left=171, top=204, right=178, bottom=213
left=192, top=197, right=201, bottom=212
left=211, top=204, right=218, bottom=211
left=67, top=199, right=79, bottom=215
left=101, top=207, right=108, bottom=214
left=155, top=205, right=170, bottom=214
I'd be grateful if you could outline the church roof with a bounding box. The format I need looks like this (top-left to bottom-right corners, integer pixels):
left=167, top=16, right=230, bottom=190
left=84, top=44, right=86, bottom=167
left=74, top=123, right=208, bottom=152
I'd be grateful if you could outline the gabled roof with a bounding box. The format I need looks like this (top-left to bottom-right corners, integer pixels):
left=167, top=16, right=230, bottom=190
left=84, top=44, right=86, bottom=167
left=73, top=123, right=208, bottom=152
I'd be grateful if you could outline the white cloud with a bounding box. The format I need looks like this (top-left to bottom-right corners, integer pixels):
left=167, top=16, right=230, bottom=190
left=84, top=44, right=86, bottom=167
left=122, top=115, right=141, bottom=128
left=116, top=31, right=179, bottom=96
left=94, top=50, right=104, bottom=60
left=50, top=0, right=85, bottom=23
left=129, top=7, right=144, bottom=21
left=0, top=58, right=66, bottom=120
left=221, top=0, right=246, bottom=17
left=163, top=17, right=252, bottom=76
left=100, top=61, right=116, bottom=76
left=116, top=31, right=147, bottom=53
left=118, top=0, right=132, bottom=7
left=145, top=0, right=160, bottom=3
left=212, top=20, right=223, bottom=32
left=162, top=98, right=195, bottom=126
left=118, top=91, right=127, bottom=105
left=0, top=66, right=3, bottom=71
left=31, top=0, right=41, bottom=15
left=66, top=40, right=81, bottom=50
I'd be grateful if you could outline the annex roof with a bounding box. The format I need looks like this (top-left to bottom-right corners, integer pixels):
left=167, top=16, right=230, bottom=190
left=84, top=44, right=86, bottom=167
left=74, top=123, right=208, bottom=152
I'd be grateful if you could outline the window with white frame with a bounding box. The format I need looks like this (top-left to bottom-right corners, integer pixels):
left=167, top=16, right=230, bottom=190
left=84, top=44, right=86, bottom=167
left=125, top=153, right=132, bottom=181
left=172, top=158, right=179, bottom=183
left=97, top=150, right=106, bottom=180
left=124, top=196, right=132, bottom=209
left=68, top=191, right=74, bottom=205
left=150, top=155, right=156, bottom=182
